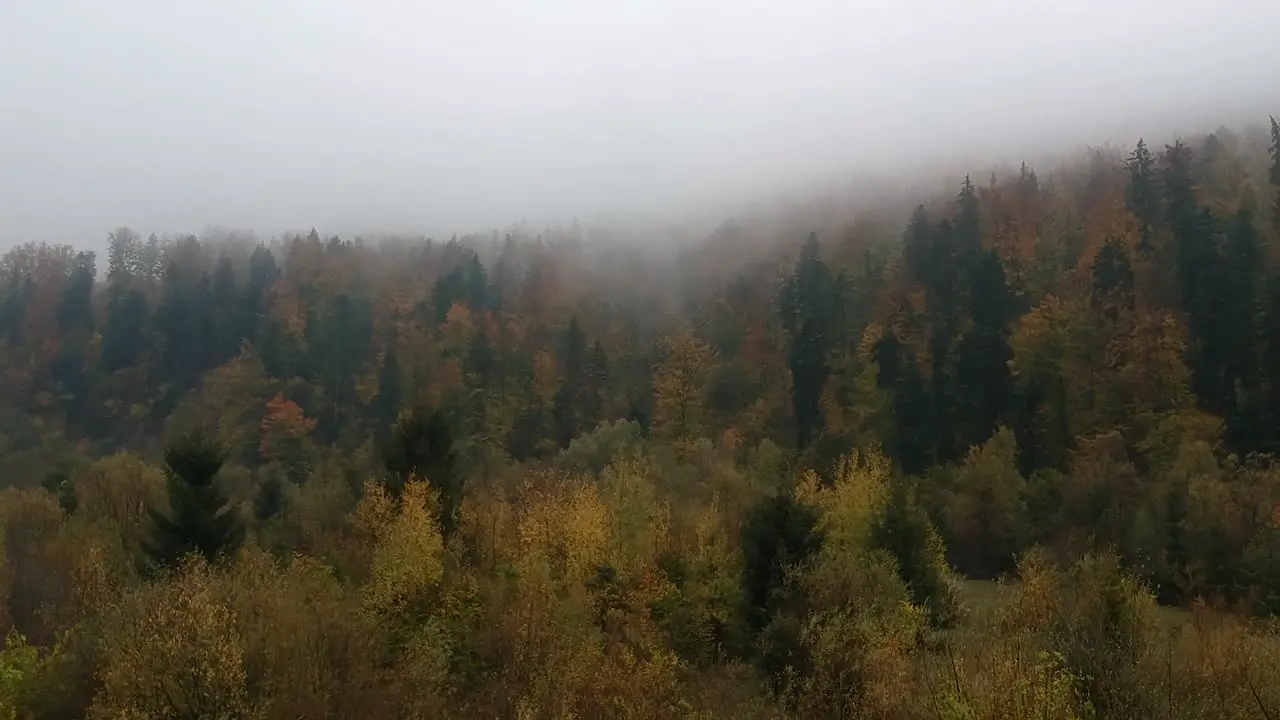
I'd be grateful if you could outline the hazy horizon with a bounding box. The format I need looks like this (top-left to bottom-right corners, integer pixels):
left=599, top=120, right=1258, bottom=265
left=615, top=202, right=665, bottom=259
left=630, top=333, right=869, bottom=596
left=3, top=0, right=1278, bottom=249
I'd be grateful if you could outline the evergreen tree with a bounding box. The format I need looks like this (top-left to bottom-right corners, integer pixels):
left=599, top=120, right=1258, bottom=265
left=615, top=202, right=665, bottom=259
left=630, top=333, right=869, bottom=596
left=902, top=206, right=936, bottom=291
left=466, top=253, right=491, bottom=311
left=54, top=251, right=97, bottom=425
left=1270, top=116, right=1280, bottom=232
left=210, top=254, right=241, bottom=366
left=310, top=293, right=374, bottom=438
left=1091, top=237, right=1136, bottom=319
left=741, top=492, right=823, bottom=631
left=780, top=232, right=837, bottom=449
left=100, top=287, right=149, bottom=373
left=374, top=346, right=402, bottom=437
left=874, top=330, right=934, bottom=474
left=583, top=339, right=611, bottom=429
left=954, top=175, right=983, bottom=264
left=383, top=406, right=463, bottom=536
left=551, top=317, right=588, bottom=447
left=956, top=248, right=1016, bottom=450
left=1222, top=201, right=1263, bottom=451
left=1164, top=141, right=1232, bottom=417
left=1126, top=139, right=1161, bottom=255
left=242, top=243, right=278, bottom=344
left=870, top=482, right=961, bottom=627
left=154, top=242, right=216, bottom=390
left=145, top=431, right=244, bottom=570
left=431, top=265, right=468, bottom=325
left=507, top=370, right=550, bottom=461
left=56, top=251, right=95, bottom=333
left=253, top=470, right=285, bottom=522
left=1264, top=118, right=1280, bottom=450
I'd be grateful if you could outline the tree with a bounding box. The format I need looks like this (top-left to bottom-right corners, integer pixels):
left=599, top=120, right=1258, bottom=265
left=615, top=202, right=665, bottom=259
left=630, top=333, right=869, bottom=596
left=552, top=318, right=589, bottom=447
left=651, top=330, right=714, bottom=444
left=584, top=339, right=611, bottom=430
left=873, top=329, right=934, bottom=474
left=956, top=247, right=1016, bottom=450
left=242, top=243, right=278, bottom=343
left=1125, top=139, right=1161, bottom=255
left=1091, top=237, right=1135, bottom=319
left=741, top=492, right=824, bottom=631
left=258, top=393, right=318, bottom=484
left=870, top=482, right=962, bottom=627
left=383, top=406, right=462, bottom=536
left=374, top=346, right=402, bottom=438
left=780, top=233, right=838, bottom=449
left=144, top=431, right=244, bottom=570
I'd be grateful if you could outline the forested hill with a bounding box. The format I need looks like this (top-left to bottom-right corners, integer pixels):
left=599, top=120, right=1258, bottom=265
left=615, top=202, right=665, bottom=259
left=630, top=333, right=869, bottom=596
left=3, top=119, right=1280, bottom=718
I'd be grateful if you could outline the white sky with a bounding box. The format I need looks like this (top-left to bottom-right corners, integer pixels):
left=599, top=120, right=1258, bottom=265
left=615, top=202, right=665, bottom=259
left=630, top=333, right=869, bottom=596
left=1, top=0, right=1277, bottom=247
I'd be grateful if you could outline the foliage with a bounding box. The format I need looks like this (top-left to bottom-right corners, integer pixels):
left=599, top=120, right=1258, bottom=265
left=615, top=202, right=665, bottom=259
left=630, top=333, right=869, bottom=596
left=2, top=117, right=1280, bottom=717
left=145, top=430, right=245, bottom=571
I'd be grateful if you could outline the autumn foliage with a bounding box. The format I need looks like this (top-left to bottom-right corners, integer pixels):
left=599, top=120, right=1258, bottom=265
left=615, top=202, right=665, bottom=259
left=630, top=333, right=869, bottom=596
left=2, top=119, right=1280, bottom=717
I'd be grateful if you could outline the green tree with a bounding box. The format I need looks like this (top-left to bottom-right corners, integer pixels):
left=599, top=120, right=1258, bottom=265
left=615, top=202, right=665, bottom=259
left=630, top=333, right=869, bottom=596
left=871, top=482, right=962, bottom=627
left=1126, top=138, right=1161, bottom=255
left=145, top=431, right=245, bottom=570
left=741, top=492, right=824, bottom=631
left=780, top=233, right=838, bottom=449
left=383, top=406, right=462, bottom=536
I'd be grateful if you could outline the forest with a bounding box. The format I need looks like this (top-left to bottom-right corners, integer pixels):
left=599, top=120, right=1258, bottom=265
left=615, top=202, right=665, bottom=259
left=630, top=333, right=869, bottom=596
left=2, top=118, right=1280, bottom=718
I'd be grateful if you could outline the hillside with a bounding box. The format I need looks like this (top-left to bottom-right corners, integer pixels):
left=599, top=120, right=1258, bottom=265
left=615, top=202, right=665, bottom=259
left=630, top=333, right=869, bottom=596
left=2, top=119, right=1280, bottom=718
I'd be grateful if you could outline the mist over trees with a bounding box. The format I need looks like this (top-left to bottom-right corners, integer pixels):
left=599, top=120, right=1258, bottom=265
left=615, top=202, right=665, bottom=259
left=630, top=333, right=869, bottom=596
left=3, top=119, right=1280, bottom=717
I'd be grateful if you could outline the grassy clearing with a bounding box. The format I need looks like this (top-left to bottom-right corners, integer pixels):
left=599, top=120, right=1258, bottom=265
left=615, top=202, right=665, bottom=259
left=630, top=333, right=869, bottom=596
left=959, top=578, right=1191, bottom=631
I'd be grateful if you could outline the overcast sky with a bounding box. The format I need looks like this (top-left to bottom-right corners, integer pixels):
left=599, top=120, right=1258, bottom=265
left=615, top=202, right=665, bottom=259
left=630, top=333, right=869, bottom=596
left=1, top=0, right=1277, bottom=248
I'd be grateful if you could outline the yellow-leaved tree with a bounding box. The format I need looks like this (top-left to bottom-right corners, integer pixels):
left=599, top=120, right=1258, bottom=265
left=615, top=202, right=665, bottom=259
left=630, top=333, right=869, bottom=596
left=652, top=330, right=715, bottom=449
left=91, top=557, right=252, bottom=720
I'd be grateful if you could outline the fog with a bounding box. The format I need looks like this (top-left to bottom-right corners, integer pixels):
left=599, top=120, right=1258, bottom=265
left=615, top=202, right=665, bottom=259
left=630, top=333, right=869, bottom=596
left=2, top=0, right=1277, bottom=249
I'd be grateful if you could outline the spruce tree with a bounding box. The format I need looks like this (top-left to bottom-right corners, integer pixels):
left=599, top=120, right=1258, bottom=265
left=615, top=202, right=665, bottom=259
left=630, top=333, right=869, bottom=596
left=383, top=406, right=462, bottom=536
left=552, top=317, right=588, bottom=447
left=870, top=483, right=961, bottom=627
left=584, top=339, right=610, bottom=429
left=741, top=492, right=823, bottom=631
left=145, top=431, right=244, bottom=570
left=780, top=232, right=837, bottom=449
left=1270, top=116, right=1280, bottom=232
left=1126, top=139, right=1161, bottom=256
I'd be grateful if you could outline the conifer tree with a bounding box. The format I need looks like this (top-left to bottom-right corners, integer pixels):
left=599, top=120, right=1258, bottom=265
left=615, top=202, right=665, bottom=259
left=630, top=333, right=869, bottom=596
left=780, top=232, right=837, bottom=449
left=144, top=430, right=244, bottom=570
left=1126, top=139, right=1161, bottom=255
left=383, top=406, right=462, bottom=536
left=741, top=492, right=823, bottom=631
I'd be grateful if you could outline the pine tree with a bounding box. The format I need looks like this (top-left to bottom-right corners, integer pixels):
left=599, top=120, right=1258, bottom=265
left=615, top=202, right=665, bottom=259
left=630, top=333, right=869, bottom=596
left=145, top=431, right=244, bottom=570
